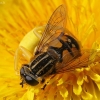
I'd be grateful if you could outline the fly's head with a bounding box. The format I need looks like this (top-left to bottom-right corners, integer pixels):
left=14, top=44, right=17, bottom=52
left=20, top=64, right=39, bottom=87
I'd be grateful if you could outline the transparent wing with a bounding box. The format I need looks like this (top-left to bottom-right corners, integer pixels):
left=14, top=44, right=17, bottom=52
left=35, top=5, right=66, bottom=54
left=53, top=49, right=100, bottom=74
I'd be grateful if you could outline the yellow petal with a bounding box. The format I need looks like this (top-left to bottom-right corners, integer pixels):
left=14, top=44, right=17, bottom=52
left=73, top=83, right=82, bottom=95
left=95, top=82, right=100, bottom=90
left=77, top=73, right=84, bottom=85
left=83, top=78, right=98, bottom=100
left=55, top=91, right=63, bottom=100
left=47, top=87, right=56, bottom=100
left=27, top=89, right=34, bottom=100
left=87, top=70, right=100, bottom=82
left=58, top=86, right=68, bottom=98
left=82, top=90, right=93, bottom=100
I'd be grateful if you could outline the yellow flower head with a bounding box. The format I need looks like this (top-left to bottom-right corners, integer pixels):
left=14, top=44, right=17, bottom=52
left=0, top=0, right=100, bottom=100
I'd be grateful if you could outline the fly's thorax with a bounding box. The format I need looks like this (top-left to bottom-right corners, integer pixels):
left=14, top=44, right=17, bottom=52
left=29, top=52, right=57, bottom=77
left=47, top=47, right=62, bottom=62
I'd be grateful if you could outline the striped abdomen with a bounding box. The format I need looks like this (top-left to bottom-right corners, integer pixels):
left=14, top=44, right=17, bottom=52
left=29, top=52, right=57, bottom=77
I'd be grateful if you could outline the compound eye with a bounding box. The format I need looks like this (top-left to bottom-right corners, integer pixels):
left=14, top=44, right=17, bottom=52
left=20, top=67, right=25, bottom=75
left=25, top=75, right=39, bottom=86
left=26, top=76, right=33, bottom=81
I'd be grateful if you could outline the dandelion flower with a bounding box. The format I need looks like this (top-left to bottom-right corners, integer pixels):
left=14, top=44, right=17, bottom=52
left=0, top=0, right=100, bottom=100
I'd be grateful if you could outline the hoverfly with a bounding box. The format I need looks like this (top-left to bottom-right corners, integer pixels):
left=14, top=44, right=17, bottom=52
left=19, top=5, right=88, bottom=88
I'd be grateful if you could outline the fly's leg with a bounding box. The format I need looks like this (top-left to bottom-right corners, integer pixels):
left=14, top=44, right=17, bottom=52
left=35, top=76, right=47, bottom=90
left=41, top=82, right=48, bottom=90
left=14, top=46, right=33, bottom=75
left=41, top=75, right=56, bottom=90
